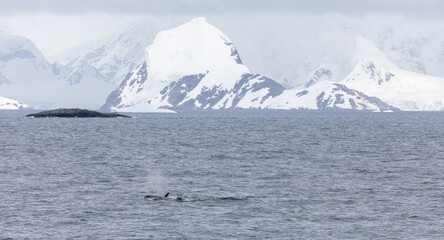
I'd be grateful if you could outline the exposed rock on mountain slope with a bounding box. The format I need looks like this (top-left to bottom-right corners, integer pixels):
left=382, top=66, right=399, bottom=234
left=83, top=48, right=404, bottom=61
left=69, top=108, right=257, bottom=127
left=340, top=37, right=444, bottom=111
left=102, top=19, right=400, bottom=112
left=102, top=18, right=286, bottom=111
left=269, top=81, right=399, bottom=111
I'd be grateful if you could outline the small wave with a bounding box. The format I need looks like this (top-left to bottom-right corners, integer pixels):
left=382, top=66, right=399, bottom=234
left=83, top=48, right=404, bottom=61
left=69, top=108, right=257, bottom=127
left=174, top=196, right=251, bottom=203
left=143, top=195, right=252, bottom=203
left=216, top=197, right=246, bottom=201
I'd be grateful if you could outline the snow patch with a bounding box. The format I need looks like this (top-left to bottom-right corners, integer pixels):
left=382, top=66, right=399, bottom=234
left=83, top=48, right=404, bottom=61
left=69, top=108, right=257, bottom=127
left=0, top=96, right=29, bottom=110
left=111, top=101, right=175, bottom=113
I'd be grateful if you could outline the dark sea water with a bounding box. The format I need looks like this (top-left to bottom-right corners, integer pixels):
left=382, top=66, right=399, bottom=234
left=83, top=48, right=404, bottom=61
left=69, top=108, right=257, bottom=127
left=1, top=110, right=444, bottom=239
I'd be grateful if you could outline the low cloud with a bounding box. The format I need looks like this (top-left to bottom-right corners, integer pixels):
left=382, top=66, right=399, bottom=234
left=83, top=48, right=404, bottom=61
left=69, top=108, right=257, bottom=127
left=0, top=0, right=443, bottom=17
left=1, top=1, right=444, bottom=87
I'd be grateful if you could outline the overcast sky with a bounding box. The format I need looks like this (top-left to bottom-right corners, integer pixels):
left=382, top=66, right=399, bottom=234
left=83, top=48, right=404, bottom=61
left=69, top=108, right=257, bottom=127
left=1, top=0, right=443, bottom=56
left=1, top=0, right=444, bottom=85
left=0, top=0, right=443, bottom=16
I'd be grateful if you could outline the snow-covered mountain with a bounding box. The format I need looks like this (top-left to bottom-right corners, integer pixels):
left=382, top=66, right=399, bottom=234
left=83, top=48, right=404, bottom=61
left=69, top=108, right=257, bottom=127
left=4, top=17, right=441, bottom=112
left=303, top=57, right=346, bottom=88
left=273, top=36, right=444, bottom=111
left=340, top=37, right=444, bottom=111
left=269, top=81, right=398, bottom=111
left=0, top=35, right=114, bottom=109
left=102, top=18, right=396, bottom=112
left=102, top=18, right=285, bottom=110
left=375, top=28, right=444, bottom=79
left=260, top=18, right=444, bottom=89
left=0, top=96, right=29, bottom=109
left=0, top=35, right=53, bottom=83
left=51, top=21, right=160, bottom=85
left=0, top=35, right=65, bottom=108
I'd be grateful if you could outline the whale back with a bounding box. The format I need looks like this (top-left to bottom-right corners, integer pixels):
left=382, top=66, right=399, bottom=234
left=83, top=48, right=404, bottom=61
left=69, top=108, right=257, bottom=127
left=144, top=193, right=170, bottom=200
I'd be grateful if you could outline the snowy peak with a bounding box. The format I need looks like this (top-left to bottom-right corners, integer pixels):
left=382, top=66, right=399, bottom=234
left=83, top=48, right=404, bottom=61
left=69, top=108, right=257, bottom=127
left=0, top=35, right=60, bottom=89
left=0, top=35, right=46, bottom=63
left=103, top=19, right=397, bottom=112
left=103, top=18, right=286, bottom=111
left=147, top=17, right=245, bottom=69
left=52, top=21, right=160, bottom=85
left=0, top=34, right=114, bottom=109
left=114, top=17, right=250, bottom=107
left=344, top=58, right=396, bottom=86
left=341, top=37, right=444, bottom=111
left=0, top=35, right=51, bottom=72
left=344, top=36, right=400, bottom=88
left=304, top=57, right=338, bottom=88
left=144, top=17, right=248, bottom=92
left=354, top=36, right=398, bottom=70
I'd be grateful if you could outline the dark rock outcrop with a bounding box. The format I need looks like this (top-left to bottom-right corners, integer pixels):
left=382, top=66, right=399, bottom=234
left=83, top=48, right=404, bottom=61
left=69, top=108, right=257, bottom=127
left=26, top=108, right=131, bottom=118
left=101, top=62, right=148, bottom=111
left=315, top=83, right=400, bottom=111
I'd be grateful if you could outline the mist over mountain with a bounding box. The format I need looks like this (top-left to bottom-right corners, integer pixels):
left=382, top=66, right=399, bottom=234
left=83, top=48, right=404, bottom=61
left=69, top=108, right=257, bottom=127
left=0, top=35, right=114, bottom=109
left=99, top=18, right=437, bottom=112
left=1, top=14, right=444, bottom=111
left=50, top=21, right=161, bottom=86
left=43, top=14, right=444, bottom=89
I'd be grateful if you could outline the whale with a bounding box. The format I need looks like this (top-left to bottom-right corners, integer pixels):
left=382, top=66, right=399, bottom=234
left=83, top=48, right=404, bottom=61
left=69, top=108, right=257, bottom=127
left=144, top=192, right=169, bottom=200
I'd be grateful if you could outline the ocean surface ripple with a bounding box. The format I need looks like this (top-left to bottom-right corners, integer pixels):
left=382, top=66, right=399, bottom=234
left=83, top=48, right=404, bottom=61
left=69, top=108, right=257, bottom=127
left=1, top=110, right=444, bottom=239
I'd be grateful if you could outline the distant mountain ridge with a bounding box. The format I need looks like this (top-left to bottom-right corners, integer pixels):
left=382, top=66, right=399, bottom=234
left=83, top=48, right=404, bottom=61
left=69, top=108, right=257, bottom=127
left=2, top=18, right=444, bottom=112
left=341, top=37, right=444, bottom=111
left=101, top=18, right=400, bottom=112
left=102, top=18, right=287, bottom=110
left=0, top=35, right=114, bottom=109
left=51, top=22, right=160, bottom=86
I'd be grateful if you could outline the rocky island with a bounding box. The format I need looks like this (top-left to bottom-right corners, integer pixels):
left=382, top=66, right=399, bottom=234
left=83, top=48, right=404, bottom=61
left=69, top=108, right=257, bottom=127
left=26, top=108, right=131, bottom=118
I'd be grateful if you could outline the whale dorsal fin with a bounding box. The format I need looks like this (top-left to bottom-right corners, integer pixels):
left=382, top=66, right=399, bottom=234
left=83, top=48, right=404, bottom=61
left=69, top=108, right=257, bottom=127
left=164, top=192, right=169, bottom=197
